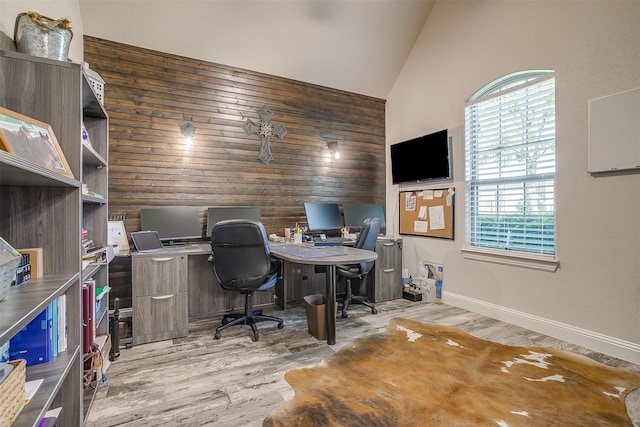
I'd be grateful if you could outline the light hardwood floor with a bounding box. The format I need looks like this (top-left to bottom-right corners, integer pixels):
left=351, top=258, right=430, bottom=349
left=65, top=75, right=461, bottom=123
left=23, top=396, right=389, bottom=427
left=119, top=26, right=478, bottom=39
left=86, top=299, right=640, bottom=426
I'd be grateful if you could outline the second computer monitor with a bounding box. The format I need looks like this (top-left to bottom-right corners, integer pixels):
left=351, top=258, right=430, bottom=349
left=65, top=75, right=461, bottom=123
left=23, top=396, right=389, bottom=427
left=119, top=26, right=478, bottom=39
left=303, top=202, right=343, bottom=235
left=343, top=203, right=386, bottom=231
left=206, top=206, right=261, bottom=238
left=140, top=206, right=202, bottom=243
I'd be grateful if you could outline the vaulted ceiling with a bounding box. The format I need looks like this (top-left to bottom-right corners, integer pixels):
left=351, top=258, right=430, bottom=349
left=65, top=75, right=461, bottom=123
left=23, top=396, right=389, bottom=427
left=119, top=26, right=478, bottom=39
left=79, top=0, right=435, bottom=99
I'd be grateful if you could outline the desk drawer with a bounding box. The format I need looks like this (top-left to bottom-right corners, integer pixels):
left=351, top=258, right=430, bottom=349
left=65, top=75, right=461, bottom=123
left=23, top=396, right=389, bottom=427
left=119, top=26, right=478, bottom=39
left=368, top=239, right=403, bottom=303
left=133, top=255, right=188, bottom=296
left=133, top=292, right=188, bottom=345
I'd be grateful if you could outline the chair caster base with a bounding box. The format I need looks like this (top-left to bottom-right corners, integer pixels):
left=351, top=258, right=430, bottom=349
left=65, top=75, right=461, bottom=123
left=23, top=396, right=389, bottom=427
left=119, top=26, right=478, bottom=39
left=214, top=317, right=283, bottom=341
left=340, top=297, right=377, bottom=317
left=222, top=309, right=263, bottom=325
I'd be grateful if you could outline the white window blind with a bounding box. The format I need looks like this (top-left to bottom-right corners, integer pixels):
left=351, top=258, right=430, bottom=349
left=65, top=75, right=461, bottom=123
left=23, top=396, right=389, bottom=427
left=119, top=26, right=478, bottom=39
left=465, top=73, right=556, bottom=256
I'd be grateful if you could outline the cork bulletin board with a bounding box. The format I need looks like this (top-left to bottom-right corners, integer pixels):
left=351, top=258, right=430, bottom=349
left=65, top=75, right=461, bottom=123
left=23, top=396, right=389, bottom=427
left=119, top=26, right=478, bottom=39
left=399, top=188, right=455, bottom=239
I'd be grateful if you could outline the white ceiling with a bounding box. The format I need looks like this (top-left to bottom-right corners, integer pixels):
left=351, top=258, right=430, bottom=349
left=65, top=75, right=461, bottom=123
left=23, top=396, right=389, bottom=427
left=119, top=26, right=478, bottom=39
left=78, top=0, right=435, bottom=99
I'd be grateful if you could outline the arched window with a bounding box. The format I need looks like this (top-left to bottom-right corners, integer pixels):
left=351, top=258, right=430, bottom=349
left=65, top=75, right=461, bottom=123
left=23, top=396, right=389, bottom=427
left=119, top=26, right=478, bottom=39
left=464, top=71, right=556, bottom=258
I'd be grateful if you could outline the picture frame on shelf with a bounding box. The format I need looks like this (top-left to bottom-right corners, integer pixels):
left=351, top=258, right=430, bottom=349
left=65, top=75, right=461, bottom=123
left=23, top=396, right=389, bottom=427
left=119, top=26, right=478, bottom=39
left=108, top=221, right=130, bottom=254
left=0, top=106, right=74, bottom=179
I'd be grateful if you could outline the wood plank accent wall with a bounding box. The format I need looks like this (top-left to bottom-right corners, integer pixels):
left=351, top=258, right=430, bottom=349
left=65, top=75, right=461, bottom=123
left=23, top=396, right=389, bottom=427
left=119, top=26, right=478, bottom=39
left=83, top=36, right=386, bottom=237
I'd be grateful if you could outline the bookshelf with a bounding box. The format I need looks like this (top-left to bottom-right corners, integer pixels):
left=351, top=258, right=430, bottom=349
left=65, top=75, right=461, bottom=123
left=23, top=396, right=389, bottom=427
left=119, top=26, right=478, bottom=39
left=80, top=63, right=110, bottom=421
left=0, top=49, right=109, bottom=426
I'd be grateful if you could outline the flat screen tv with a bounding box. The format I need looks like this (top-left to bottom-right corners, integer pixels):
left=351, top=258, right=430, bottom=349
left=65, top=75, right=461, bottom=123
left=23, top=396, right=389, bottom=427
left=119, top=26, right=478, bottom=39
left=390, top=129, right=451, bottom=184
left=140, top=206, right=202, bottom=243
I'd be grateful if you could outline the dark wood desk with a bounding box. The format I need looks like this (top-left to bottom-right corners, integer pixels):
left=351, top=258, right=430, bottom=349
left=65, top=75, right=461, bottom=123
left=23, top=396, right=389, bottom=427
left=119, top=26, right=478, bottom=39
left=269, top=243, right=377, bottom=345
left=126, top=242, right=378, bottom=345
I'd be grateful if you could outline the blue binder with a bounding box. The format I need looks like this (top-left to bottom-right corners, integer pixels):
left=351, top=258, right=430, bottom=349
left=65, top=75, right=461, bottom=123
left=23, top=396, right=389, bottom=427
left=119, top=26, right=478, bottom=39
left=10, top=301, right=55, bottom=366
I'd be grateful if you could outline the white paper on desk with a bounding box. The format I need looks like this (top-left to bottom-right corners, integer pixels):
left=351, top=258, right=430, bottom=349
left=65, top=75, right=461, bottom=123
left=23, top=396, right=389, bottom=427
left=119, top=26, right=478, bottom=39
left=414, top=221, right=428, bottom=233
left=429, top=205, right=445, bottom=230
left=24, top=379, right=43, bottom=404
left=418, top=206, right=427, bottom=220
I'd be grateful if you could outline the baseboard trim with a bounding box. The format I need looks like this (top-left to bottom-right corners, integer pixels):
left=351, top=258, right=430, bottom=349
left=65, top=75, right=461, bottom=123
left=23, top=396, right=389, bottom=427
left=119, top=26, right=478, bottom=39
left=444, top=291, right=640, bottom=365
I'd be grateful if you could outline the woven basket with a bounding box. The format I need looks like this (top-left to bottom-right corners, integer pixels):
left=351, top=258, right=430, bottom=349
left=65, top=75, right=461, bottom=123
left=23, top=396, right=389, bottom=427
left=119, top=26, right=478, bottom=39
left=0, top=359, right=26, bottom=425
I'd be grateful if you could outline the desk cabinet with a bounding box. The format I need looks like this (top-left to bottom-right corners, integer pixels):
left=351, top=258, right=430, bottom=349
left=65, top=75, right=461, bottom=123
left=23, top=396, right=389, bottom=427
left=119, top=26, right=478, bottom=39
left=275, top=239, right=403, bottom=308
left=367, top=238, right=403, bottom=303
left=187, top=254, right=273, bottom=319
left=132, top=254, right=188, bottom=345
left=275, top=262, right=326, bottom=309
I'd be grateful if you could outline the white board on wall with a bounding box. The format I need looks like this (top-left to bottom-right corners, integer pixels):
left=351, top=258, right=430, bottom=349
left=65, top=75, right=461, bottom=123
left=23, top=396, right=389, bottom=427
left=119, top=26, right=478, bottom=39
left=588, top=86, right=640, bottom=173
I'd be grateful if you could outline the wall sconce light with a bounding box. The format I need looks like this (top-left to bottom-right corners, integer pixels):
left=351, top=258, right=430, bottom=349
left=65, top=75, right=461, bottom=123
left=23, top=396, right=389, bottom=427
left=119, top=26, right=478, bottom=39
left=180, top=122, right=196, bottom=150
left=326, top=140, right=340, bottom=162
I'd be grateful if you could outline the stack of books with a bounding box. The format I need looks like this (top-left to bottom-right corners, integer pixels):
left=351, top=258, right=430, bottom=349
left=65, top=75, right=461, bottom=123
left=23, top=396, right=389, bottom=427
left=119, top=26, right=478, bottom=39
left=82, top=183, right=104, bottom=199
left=82, top=237, right=107, bottom=270
left=12, top=253, right=31, bottom=286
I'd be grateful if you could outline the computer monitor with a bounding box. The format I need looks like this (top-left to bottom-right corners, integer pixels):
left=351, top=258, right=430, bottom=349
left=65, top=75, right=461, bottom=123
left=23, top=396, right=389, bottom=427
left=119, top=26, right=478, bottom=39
left=140, top=206, right=202, bottom=243
left=343, top=203, right=386, bottom=232
left=206, top=206, right=261, bottom=238
left=303, top=202, right=343, bottom=236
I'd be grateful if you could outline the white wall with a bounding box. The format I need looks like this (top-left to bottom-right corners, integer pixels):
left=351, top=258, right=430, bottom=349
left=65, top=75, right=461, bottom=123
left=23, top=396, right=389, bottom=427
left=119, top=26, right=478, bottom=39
left=0, top=1, right=83, bottom=63
left=386, top=1, right=640, bottom=363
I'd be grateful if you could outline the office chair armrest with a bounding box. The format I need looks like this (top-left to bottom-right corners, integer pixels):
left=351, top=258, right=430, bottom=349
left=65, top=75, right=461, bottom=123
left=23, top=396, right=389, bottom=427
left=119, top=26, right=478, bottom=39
left=337, top=264, right=360, bottom=274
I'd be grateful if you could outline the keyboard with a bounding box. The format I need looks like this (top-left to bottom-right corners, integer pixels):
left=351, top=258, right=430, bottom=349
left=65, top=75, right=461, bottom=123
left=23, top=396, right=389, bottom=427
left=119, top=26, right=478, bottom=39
left=314, top=237, right=356, bottom=247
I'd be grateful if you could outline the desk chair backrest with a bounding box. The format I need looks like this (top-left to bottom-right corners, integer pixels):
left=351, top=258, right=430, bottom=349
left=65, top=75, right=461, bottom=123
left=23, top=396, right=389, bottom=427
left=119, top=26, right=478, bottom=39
left=353, top=217, right=381, bottom=274
left=210, top=219, right=273, bottom=292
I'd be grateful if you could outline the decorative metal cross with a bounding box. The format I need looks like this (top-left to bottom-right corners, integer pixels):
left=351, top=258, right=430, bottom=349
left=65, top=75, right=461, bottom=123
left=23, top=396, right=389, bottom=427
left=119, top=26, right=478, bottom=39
left=242, top=105, right=287, bottom=164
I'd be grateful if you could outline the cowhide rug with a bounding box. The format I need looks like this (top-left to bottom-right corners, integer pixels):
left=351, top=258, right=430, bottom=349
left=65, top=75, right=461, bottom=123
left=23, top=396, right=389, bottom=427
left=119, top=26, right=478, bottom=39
left=264, top=318, right=640, bottom=426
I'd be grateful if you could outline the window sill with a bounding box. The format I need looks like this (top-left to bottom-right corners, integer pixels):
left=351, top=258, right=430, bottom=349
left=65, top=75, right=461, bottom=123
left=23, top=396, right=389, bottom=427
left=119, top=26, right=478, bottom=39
left=461, top=247, right=559, bottom=272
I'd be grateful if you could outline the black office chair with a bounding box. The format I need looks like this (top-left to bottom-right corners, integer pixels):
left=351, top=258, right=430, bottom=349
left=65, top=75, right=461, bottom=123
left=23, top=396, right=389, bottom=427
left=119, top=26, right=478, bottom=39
left=337, top=217, right=381, bottom=318
left=210, top=219, right=284, bottom=341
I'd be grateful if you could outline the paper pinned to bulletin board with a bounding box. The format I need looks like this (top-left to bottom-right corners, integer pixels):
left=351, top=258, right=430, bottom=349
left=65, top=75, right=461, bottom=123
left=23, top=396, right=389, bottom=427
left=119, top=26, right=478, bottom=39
left=399, top=188, right=454, bottom=239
